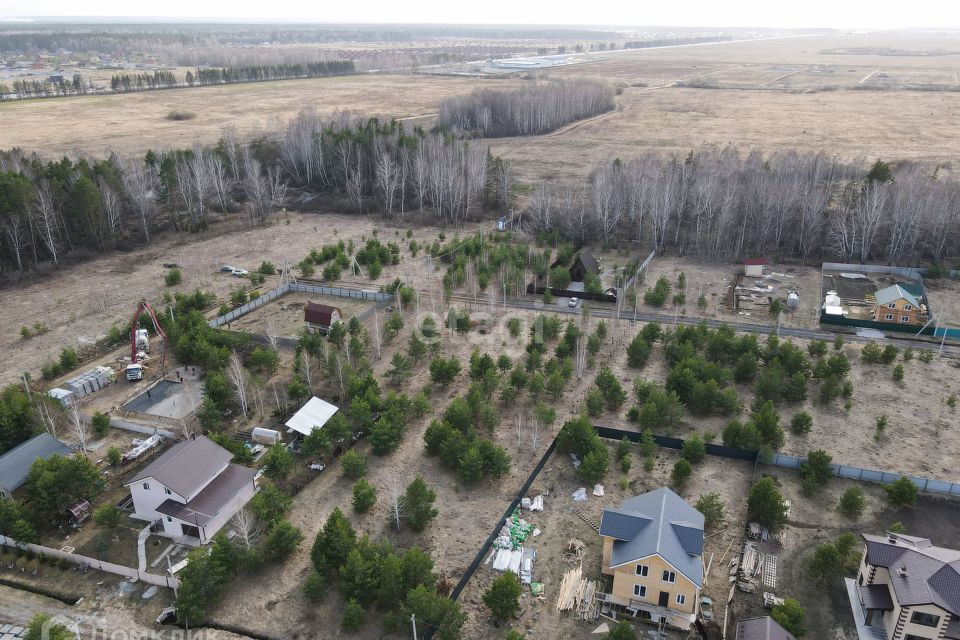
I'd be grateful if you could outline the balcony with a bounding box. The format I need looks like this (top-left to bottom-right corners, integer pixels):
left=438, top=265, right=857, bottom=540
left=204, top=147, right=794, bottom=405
left=844, top=578, right=888, bottom=640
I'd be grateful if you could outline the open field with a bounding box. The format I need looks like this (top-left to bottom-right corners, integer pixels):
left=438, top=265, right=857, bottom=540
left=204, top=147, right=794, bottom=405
left=0, top=212, right=451, bottom=387
left=0, top=74, right=517, bottom=158
left=5, top=33, right=960, bottom=186
left=489, top=86, right=960, bottom=182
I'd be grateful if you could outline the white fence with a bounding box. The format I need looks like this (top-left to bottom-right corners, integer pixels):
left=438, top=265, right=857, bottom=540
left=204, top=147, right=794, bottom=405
left=0, top=534, right=179, bottom=589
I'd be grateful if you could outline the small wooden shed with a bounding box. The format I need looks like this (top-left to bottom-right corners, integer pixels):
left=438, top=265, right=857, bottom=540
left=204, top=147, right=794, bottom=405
left=304, top=302, right=342, bottom=333
left=743, top=258, right=767, bottom=277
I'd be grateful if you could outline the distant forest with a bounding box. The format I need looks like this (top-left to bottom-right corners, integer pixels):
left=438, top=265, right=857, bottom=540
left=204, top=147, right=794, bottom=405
left=1, top=104, right=956, bottom=279
left=0, top=24, right=625, bottom=53
left=438, top=80, right=615, bottom=137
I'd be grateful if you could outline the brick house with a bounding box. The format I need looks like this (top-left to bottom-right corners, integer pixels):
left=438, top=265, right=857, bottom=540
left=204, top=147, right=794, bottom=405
left=599, top=487, right=704, bottom=629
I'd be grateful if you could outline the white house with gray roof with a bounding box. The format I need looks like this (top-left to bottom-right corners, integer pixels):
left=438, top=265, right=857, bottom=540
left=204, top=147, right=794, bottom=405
left=600, top=487, right=704, bottom=629
left=0, top=433, right=73, bottom=499
left=850, top=532, right=960, bottom=640
left=125, top=436, right=257, bottom=545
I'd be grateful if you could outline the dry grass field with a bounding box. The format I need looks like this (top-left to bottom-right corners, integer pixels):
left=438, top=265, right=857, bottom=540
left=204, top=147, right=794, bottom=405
left=5, top=33, right=960, bottom=186
left=0, top=73, right=517, bottom=158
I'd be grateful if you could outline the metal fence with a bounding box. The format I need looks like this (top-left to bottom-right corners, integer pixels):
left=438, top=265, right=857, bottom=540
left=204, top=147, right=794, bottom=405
left=596, top=424, right=960, bottom=495
left=207, top=282, right=392, bottom=329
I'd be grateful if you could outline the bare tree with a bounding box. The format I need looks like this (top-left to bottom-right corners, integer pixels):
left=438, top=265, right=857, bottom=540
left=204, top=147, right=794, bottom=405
left=386, top=479, right=405, bottom=532
left=121, top=159, right=156, bottom=243
left=68, top=402, right=88, bottom=454
left=227, top=352, right=249, bottom=418
left=230, top=508, right=263, bottom=551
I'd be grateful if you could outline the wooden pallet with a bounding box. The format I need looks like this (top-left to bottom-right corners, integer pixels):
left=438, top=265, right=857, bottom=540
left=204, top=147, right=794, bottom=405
left=762, top=554, right=778, bottom=588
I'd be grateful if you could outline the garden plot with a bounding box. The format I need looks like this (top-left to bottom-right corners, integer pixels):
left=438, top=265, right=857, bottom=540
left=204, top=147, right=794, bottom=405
left=224, top=292, right=378, bottom=338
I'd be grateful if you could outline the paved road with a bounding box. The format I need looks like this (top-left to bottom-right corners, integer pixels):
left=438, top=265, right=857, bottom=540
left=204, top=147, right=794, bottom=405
left=444, top=291, right=960, bottom=356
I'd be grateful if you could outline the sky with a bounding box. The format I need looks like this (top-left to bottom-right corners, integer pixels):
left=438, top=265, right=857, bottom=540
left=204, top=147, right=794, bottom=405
left=1, top=0, right=959, bottom=29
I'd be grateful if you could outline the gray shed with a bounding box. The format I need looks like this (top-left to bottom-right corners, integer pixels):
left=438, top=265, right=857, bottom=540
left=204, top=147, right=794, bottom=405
left=0, top=433, right=74, bottom=498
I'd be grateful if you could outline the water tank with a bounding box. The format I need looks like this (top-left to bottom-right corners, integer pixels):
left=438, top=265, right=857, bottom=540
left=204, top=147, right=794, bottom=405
left=786, top=291, right=800, bottom=309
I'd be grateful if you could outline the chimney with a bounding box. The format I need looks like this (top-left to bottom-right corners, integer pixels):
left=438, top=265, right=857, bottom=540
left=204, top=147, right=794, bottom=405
left=888, top=533, right=897, bottom=544
left=898, top=564, right=908, bottom=577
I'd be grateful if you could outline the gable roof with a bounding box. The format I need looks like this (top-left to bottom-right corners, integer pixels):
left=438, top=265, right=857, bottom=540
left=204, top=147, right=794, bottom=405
left=736, top=617, right=796, bottom=640
left=126, top=436, right=232, bottom=498
left=573, top=251, right=600, bottom=275
left=285, top=396, right=339, bottom=436
left=862, top=533, right=960, bottom=615
left=874, top=284, right=921, bottom=308
left=600, top=487, right=705, bottom=587
left=0, top=433, right=74, bottom=493
left=743, top=258, right=768, bottom=266
left=155, top=463, right=255, bottom=526
left=304, top=302, right=341, bottom=327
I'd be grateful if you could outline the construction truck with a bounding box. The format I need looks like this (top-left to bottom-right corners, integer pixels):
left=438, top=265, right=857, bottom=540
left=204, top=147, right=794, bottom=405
left=125, top=301, right=167, bottom=382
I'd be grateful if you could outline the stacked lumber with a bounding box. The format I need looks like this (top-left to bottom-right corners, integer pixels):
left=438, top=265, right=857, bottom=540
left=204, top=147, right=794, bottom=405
left=556, top=565, right=601, bottom=619
left=557, top=566, right=584, bottom=611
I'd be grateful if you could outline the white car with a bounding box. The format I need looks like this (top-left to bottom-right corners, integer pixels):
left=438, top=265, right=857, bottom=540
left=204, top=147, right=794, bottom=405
left=231, top=268, right=249, bottom=277
left=220, top=265, right=237, bottom=273
left=568, top=297, right=579, bottom=308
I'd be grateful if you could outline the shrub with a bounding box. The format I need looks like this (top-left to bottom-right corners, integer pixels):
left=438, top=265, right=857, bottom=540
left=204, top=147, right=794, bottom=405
left=893, top=364, right=904, bottom=382
left=258, top=261, right=276, bottom=275
left=682, top=435, right=706, bottom=464
left=885, top=476, right=918, bottom=508
left=58, top=347, right=79, bottom=371
left=340, top=450, right=367, bottom=479
left=838, top=486, right=866, bottom=519
left=579, top=448, right=609, bottom=484
left=164, top=268, right=182, bottom=286
left=644, top=277, right=671, bottom=307
left=790, top=411, right=813, bottom=434
left=695, top=492, right=725, bottom=530
left=919, top=350, right=934, bottom=363
left=671, top=459, right=692, bottom=488
left=106, top=446, right=122, bottom=466
left=303, top=570, right=325, bottom=602
left=94, top=504, right=121, bottom=529
left=482, top=571, right=523, bottom=622
left=772, top=598, right=807, bottom=637
left=748, top=477, right=788, bottom=531
left=90, top=411, right=111, bottom=438
left=800, top=449, right=833, bottom=494
left=585, top=389, right=605, bottom=417
left=342, top=598, right=363, bottom=632
left=352, top=479, right=377, bottom=513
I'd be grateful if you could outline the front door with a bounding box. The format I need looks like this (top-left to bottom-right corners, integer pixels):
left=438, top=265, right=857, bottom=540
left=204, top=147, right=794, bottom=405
left=658, top=591, right=669, bottom=608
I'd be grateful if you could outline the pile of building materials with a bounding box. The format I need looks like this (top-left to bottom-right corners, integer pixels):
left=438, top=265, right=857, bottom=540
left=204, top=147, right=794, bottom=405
left=122, top=434, right=163, bottom=464
left=494, top=509, right=535, bottom=550
left=556, top=565, right=601, bottom=619
left=65, top=367, right=113, bottom=398
left=763, top=592, right=785, bottom=608
left=736, top=543, right=762, bottom=592
left=564, top=538, right=586, bottom=564
left=489, top=509, right=537, bottom=581
left=521, top=494, right=545, bottom=512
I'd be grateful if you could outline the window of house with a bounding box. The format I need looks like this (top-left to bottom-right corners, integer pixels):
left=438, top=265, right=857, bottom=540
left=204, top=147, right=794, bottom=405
left=676, top=594, right=686, bottom=605
left=635, top=564, right=648, bottom=577
left=0, top=490, right=5, bottom=499
left=905, top=304, right=913, bottom=311
left=888, top=302, right=897, bottom=309
left=884, top=314, right=894, bottom=321
left=142, top=482, right=150, bottom=491
left=164, top=487, right=172, bottom=495
left=909, top=612, right=940, bottom=628
left=662, top=570, right=676, bottom=583
left=634, top=584, right=647, bottom=598
left=166, top=516, right=172, bottom=522
left=901, top=316, right=910, bottom=323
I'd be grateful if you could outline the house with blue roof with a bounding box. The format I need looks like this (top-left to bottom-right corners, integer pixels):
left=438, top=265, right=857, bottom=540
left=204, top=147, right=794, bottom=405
left=600, top=487, right=705, bottom=629
left=873, top=283, right=926, bottom=326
